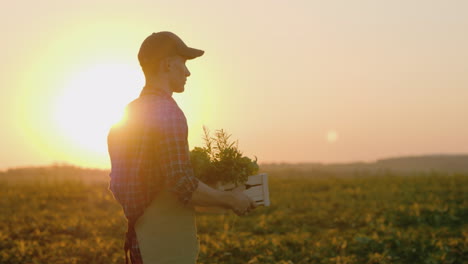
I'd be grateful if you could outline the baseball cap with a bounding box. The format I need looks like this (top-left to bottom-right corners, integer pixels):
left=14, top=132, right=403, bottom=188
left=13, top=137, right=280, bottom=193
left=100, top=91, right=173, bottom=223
left=138, top=31, right=204, bottom=67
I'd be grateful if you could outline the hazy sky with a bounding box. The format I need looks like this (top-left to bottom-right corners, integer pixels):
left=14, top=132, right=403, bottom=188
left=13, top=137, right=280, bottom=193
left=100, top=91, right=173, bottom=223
left=1, top=0, right=468, bottom=170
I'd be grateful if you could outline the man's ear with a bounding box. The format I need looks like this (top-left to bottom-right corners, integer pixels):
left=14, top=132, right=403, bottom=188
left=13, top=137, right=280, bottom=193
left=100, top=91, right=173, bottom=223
left=159, top=57, right=171, bottom=72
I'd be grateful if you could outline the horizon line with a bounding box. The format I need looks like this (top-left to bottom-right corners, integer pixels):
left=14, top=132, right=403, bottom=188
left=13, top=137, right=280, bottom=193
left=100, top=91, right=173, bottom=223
left=2, top=152, right=468, bottom=172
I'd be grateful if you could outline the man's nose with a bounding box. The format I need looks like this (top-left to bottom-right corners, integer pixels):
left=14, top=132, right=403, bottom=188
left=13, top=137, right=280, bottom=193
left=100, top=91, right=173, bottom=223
left=185, top=66, right=191, bottom=77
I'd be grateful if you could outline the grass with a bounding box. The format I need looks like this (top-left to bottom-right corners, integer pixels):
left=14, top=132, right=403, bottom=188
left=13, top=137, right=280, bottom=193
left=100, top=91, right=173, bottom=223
left=1, top=167, right=467, bottom=263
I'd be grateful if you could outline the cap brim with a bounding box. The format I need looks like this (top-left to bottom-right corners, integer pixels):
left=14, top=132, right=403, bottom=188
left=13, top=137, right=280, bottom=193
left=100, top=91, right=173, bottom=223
left=180, top=47, right=204, bottom=59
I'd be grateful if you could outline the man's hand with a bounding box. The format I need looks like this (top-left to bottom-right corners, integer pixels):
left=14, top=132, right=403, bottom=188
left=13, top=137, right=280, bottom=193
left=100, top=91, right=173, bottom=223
left=190, top=181, right=257, bottom=215
left=229, top=185, right=257, bottom=216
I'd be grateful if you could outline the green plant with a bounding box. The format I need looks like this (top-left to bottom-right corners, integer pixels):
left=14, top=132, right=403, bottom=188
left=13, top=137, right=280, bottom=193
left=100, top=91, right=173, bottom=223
left=2, top=167, right=468, bottom=264
left=190, top=126, right=259, bottom=186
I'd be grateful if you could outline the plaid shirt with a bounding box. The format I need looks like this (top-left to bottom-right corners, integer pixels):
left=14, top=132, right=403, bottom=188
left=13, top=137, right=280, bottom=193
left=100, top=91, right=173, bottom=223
left=107, top=87, right=199, bottom=264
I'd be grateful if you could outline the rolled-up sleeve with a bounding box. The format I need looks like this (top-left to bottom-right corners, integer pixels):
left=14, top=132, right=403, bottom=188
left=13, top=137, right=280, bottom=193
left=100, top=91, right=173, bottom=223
left=156, top=105, right=199, bottom=205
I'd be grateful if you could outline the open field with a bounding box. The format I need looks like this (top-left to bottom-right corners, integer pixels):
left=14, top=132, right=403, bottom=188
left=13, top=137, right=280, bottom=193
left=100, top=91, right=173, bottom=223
left=1, top=166, right=467, bottom=264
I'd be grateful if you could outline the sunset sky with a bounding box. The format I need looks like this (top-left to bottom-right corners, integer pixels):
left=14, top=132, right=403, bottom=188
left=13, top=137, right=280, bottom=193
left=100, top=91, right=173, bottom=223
left=1, top=0, right=467, bottom=170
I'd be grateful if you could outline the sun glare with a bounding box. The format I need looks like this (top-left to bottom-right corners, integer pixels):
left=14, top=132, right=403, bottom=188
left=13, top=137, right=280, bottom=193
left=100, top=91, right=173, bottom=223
left=326, top=130, right=339, bottom=143
left=54, top=62, right=141, bottom=155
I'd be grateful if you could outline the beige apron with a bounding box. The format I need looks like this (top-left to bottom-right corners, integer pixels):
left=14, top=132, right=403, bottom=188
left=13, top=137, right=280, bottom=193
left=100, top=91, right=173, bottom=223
left=135, top=190, right=199, bottom=264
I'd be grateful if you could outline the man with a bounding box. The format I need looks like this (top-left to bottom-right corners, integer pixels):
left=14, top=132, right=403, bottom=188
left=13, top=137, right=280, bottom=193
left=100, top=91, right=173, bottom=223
left=107, top=31, right=256, bottom=264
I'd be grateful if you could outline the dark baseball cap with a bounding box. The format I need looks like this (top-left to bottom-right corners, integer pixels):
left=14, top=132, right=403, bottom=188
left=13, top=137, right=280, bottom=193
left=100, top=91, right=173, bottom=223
left=138, top=31, right=204, bottom=67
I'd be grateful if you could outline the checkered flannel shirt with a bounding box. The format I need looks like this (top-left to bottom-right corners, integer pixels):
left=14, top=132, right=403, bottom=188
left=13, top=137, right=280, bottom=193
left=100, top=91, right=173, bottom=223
left=107, top=87, right=199, bottom=264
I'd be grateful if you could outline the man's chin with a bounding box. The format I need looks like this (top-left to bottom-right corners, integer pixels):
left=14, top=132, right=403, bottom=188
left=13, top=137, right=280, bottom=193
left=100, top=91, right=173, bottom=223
left=174, top=86, right=185, bottom=93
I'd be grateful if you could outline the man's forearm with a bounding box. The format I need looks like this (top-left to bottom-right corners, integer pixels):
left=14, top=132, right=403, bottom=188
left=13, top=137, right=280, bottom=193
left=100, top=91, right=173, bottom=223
left=189, top=181, right=234, bottom=208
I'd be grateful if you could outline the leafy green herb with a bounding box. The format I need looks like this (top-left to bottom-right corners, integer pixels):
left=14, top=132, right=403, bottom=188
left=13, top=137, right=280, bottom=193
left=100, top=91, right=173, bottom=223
left=190, top=126, right=259, bottom=186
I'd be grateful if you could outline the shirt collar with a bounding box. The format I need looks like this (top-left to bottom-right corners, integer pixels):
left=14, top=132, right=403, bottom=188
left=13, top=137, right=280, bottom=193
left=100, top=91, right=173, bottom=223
left=139, top=86, right=173, bottom=98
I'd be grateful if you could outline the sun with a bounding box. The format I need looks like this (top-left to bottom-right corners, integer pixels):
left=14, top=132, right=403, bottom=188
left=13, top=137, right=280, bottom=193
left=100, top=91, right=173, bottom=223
left=54, top=62, right=142, bottom=154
